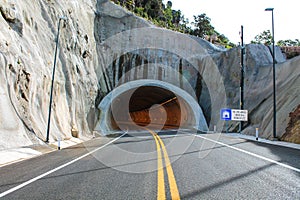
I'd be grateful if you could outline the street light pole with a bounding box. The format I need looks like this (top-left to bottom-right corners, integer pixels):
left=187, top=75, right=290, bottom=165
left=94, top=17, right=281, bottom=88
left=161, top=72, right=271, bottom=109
left=265, top=8, right=276, bottom=139
left=46, top=16, right=67, bottom=143
left=239, top=25, right=245, bottom=133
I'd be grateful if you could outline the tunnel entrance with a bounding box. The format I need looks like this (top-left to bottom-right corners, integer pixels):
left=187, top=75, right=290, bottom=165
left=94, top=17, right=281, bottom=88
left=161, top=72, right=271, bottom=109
left=96, top=80, right=208, bottom=134
left=111, top=86, right=182, bottom=130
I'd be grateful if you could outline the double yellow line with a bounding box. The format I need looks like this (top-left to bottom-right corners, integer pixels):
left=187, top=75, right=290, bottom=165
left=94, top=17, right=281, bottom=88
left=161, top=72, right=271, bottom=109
left=148, top=130, right=180, bottom=200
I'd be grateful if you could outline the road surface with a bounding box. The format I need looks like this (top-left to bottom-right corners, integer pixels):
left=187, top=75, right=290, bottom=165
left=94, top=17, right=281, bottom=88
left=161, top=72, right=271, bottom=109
left=0, top=130, right=299, bottom=199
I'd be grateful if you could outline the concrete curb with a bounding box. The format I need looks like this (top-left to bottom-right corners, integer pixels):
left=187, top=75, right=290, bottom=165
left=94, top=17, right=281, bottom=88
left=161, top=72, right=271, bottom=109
left=0, top=137, right=86, bottom=167
left=0, top=146, right=52, bottom=167
left=226, top=133, right=300, bottom=150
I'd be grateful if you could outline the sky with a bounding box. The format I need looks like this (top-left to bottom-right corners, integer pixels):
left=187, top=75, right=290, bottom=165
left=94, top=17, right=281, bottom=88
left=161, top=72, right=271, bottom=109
left=163, top=0, right=299, bottom=44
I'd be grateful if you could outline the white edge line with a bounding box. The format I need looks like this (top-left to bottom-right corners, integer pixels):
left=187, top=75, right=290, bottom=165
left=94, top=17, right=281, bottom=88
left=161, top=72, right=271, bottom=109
left=190, top=133, right=300, bottom=173
left=0, top=133, right=126, bottom=198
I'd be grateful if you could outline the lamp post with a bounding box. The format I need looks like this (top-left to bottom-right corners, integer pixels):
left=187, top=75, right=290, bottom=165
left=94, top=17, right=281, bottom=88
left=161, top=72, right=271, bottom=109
left=239, top=25, right=245, bottom=133
left=265, top=8, right=276, bottom=139
left=46, top=16, right=67, bottom=143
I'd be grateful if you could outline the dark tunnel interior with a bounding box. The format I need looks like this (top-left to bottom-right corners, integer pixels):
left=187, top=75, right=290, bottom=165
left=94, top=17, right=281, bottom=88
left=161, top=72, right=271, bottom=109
left=109, top=86, right=195, bottom=131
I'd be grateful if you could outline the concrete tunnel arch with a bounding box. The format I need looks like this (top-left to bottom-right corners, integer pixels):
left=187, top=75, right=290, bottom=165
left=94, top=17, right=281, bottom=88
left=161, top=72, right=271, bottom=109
left=95, top=79, right=208, bottom=135
left=96, top=27, right=227, bottom=132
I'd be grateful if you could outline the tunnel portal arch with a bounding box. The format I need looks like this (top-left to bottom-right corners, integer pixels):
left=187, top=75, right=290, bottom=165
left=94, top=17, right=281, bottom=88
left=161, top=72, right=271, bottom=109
left=95, top=79, right=208, bottom=135
left=96, top=27, right=227, bottom=132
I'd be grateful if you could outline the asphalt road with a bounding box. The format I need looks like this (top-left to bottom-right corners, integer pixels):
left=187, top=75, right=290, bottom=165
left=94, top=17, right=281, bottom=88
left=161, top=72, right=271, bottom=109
left=0, top=130, right=299, bottom=199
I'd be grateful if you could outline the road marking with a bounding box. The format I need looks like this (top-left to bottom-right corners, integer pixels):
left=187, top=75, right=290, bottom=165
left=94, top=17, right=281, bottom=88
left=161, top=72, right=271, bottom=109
left=152, top=131, right=166, bottom=200
left=193, top=133, right=300, bottom=173
left=0, top=133, right=126, bottom=198
left=155, top=134, right=180, bottom=200
left=149, top=130, right=180, bottom=200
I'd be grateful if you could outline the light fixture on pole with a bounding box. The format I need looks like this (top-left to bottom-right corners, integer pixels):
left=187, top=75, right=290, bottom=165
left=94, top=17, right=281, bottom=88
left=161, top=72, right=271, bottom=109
left=46, top=16, right=67, bottom=143
left=265, top=8, right=276, bottom=139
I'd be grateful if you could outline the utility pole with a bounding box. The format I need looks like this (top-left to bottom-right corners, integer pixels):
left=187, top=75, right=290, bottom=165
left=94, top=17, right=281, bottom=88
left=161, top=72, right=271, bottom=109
left=239, top=25, right=245, bottom=133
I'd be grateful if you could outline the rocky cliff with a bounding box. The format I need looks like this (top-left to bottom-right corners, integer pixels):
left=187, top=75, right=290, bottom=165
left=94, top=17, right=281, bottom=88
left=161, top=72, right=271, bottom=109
left=0, top=0, right=299, bottom=149
left=0, top=0, right=100, bottom=148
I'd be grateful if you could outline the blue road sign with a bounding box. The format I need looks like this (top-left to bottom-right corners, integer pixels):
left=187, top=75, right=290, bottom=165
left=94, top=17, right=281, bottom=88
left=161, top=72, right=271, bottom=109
left=221, top=109, right=231, bottom=120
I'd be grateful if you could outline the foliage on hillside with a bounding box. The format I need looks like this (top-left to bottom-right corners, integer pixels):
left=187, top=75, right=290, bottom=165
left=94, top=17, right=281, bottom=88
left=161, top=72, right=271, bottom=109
left=251, top=30, right=273, bottom=45
left=251, top=30, right=300, bottom=59
left=251, top=30, right=300, bottom=47
left=111, top=0, right=235, bottom=48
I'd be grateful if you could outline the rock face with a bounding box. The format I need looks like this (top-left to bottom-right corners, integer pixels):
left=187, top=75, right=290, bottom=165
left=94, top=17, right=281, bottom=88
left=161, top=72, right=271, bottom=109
left=281, top=105, right=300, bottom=144
left=0, top=0, right=299, bottom=149
left=215, top=45, right=300, bottom=140
left=0, top=0, right=99, bottom=148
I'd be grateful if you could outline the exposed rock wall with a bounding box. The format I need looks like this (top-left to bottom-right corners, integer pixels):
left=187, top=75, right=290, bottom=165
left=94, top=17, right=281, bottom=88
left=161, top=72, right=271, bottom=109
left=245, top=55, right=300, bottom=140
left=281, top=104, right=300, bottom=144
left=0, top=0, right=99, bottom=148
left=215, top=44, right=300, bottom=140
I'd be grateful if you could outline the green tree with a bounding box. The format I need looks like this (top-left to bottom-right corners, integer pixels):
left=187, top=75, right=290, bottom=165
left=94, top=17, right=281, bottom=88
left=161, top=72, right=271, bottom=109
left=110, top=0, right=235, bottom=48
left=166, top=0, right=172, bottom=8
left=177, top=15, right=192, bottom=34
left=143, top=0, right=163, bottom=20
left=162, top=1, right=173, bottom=28
left=251, top=30, right=272, bottom=45
left=191, top=13, right=214, bottom=38
left=277, top=39, right=300, bottom=46
left=216, top=33, right=235, bottom=48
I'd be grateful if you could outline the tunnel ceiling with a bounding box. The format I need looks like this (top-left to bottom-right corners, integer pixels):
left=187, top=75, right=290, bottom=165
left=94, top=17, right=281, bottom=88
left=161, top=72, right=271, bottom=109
left=115, top=86, right=176, bottom=112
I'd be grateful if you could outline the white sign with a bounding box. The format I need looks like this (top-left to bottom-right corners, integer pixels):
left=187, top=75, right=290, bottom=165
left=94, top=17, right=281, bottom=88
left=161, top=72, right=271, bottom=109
left=231, top=109, right=248, bottom=121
